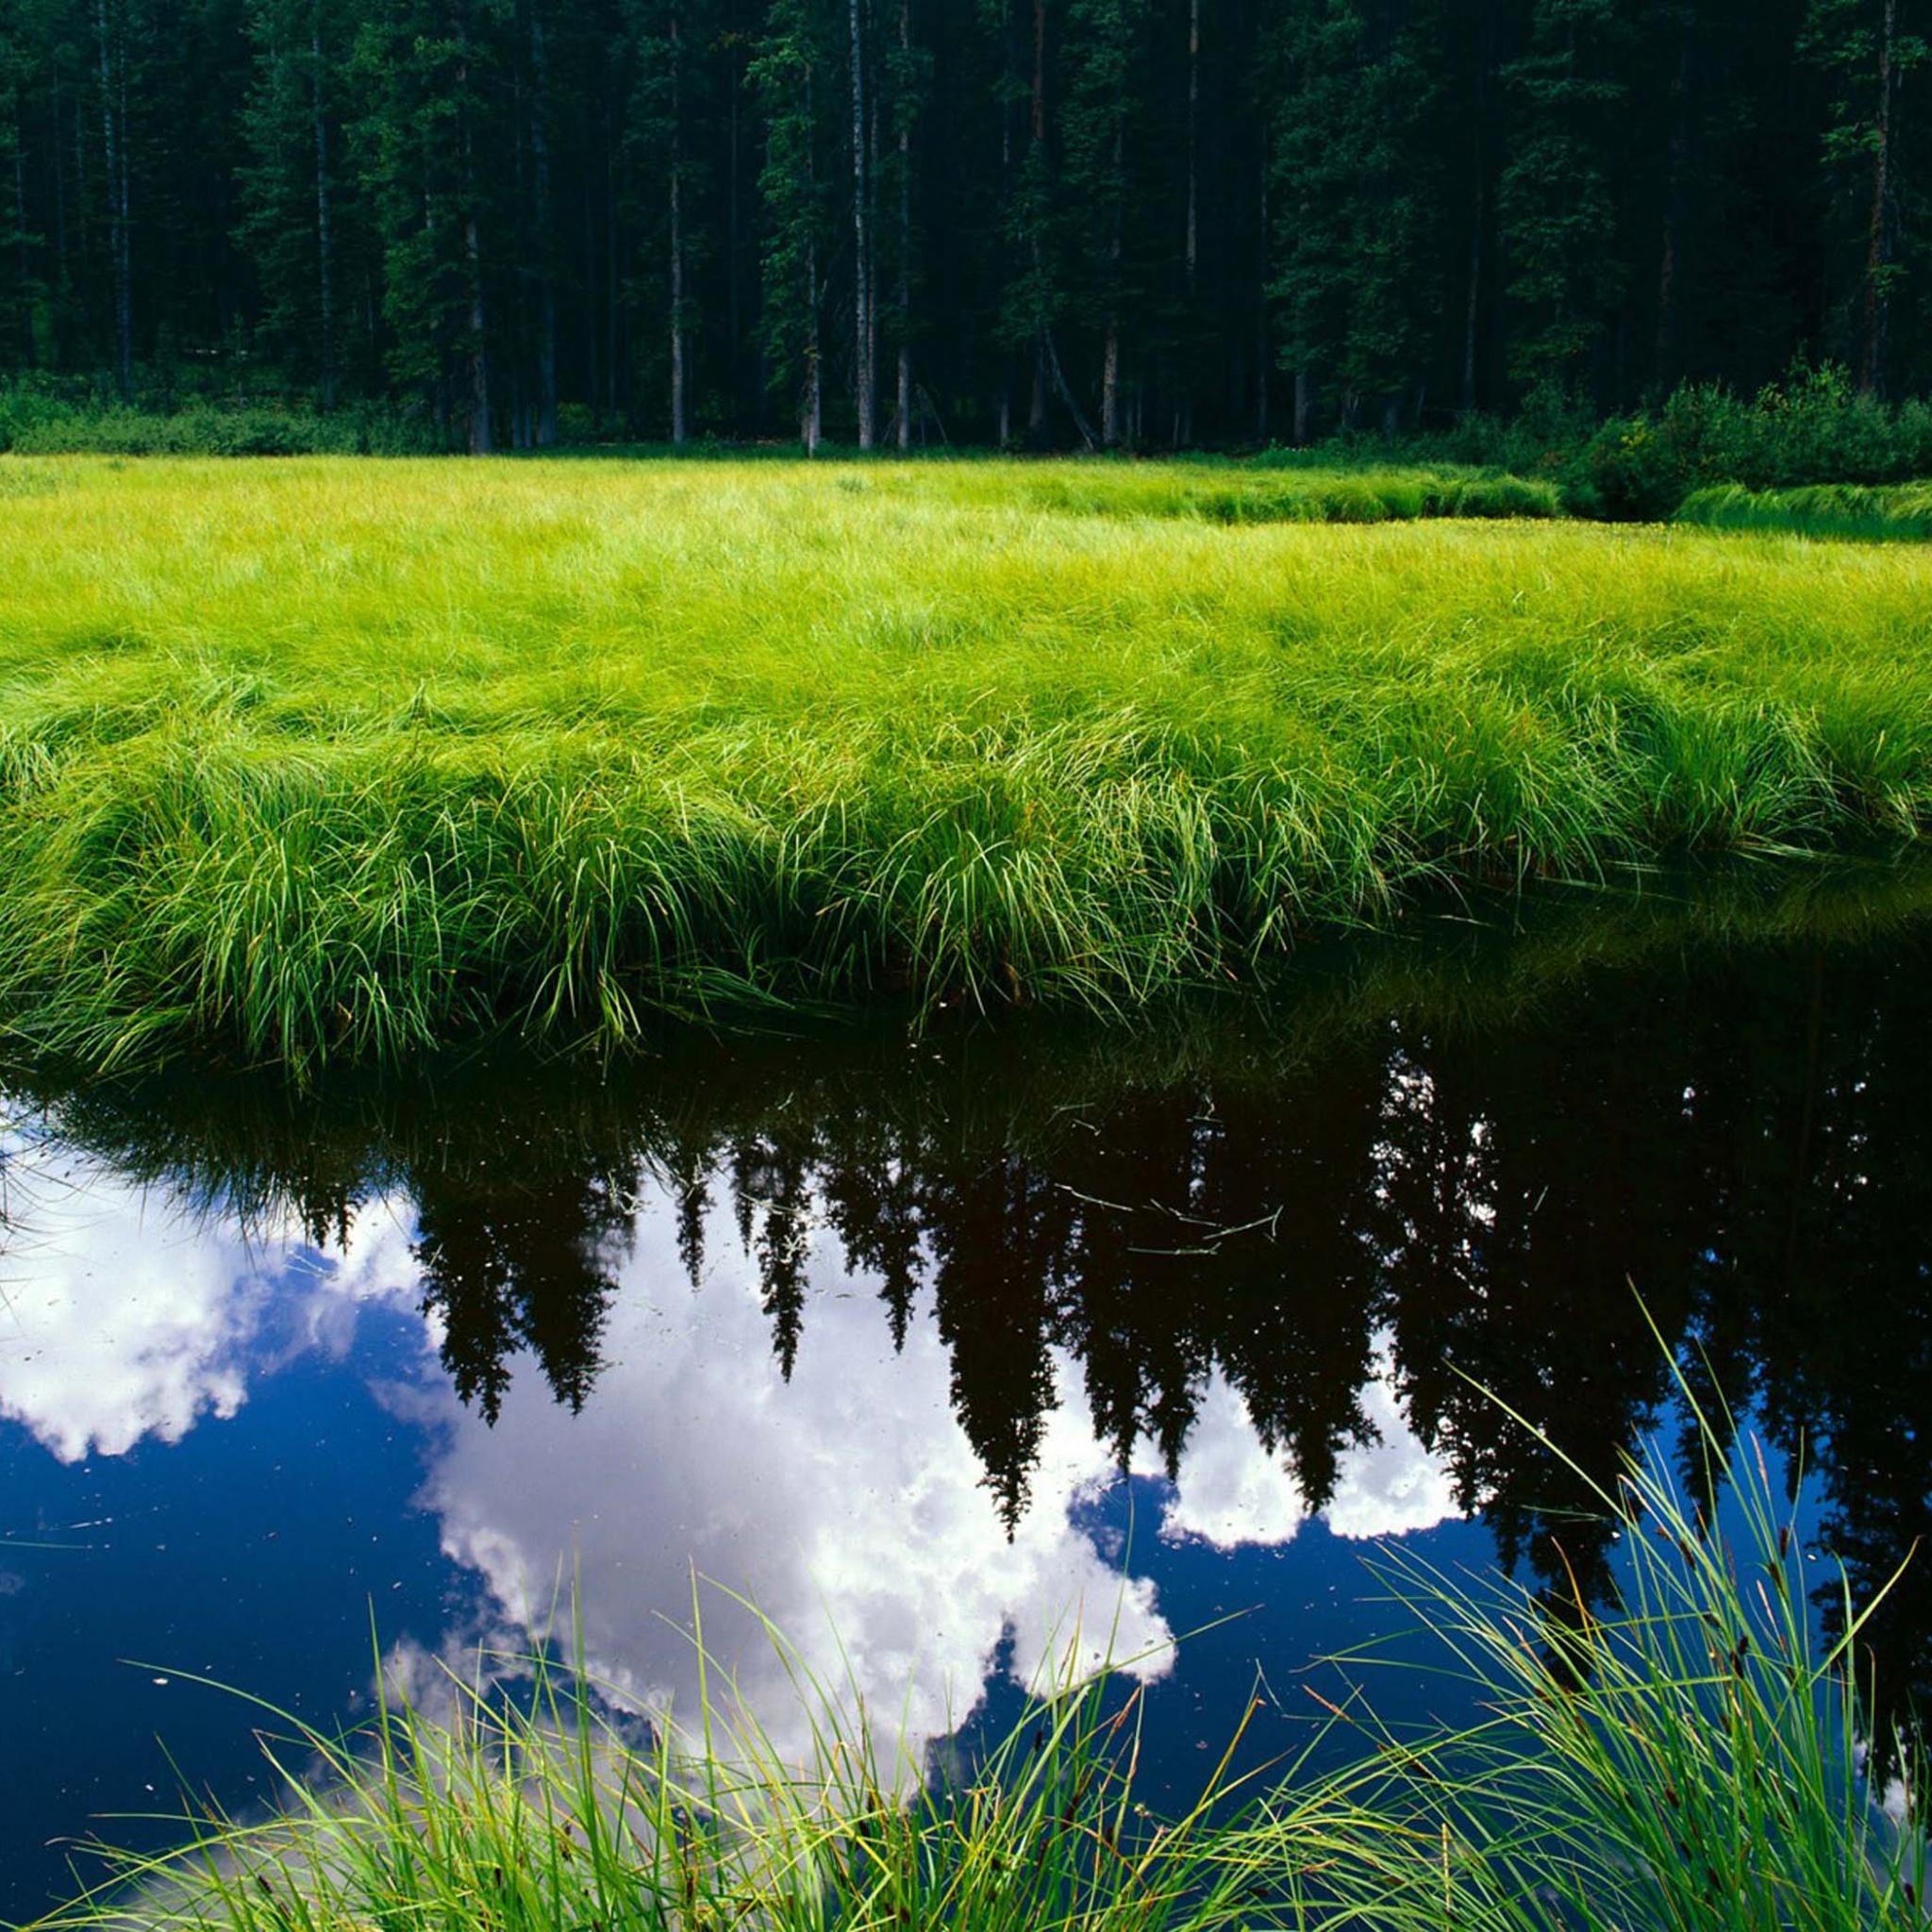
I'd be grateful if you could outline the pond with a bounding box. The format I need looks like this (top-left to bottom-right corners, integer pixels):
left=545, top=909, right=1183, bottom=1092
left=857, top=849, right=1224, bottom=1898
left=3, top=865, right=1930, bottom=1921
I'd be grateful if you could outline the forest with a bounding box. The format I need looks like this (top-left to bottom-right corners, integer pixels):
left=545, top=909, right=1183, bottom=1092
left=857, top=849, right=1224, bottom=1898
left=0, top=0, right=1923, bottom=452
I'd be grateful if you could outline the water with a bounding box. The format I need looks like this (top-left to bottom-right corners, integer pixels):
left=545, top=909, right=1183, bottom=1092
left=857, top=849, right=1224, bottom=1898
left=2, top=873, right=1930, bottom=1919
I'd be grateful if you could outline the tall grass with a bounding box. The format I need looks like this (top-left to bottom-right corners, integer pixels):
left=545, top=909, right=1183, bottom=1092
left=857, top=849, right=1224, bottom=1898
left=1679, top=481, right=1932, bottom=543
left=29, top=1354, right=1924, bottom=1932
left=962, top=466, right=1561, bottom=524
left=1266, top=1346, right=1929, bottom=1932
left=0, top=456, right=1927, bottom=1072
left=37, top=1603, right=1300, bottom=1932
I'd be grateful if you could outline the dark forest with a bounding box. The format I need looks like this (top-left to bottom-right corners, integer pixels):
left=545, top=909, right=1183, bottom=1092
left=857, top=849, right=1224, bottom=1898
left=0, top=0, right=1923, bottom=448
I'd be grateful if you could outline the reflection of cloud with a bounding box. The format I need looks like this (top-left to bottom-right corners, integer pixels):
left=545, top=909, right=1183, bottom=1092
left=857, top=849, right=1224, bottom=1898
left=0, top=1125, right=1464, bottom=1775
left=1325, top=1351, right=1461, bottom=1542
left=415, top=1208, right=1174, bottom=1773
left=1157, top=1344, right=1459, bottom=1551
left=1155, top=1378, right=1307, bottom=1550
left=0, top=1141, right=414, bottom=1463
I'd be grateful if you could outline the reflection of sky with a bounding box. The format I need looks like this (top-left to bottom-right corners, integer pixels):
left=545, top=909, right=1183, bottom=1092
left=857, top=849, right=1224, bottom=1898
left=0, top=1129, right=1473, bottom=1920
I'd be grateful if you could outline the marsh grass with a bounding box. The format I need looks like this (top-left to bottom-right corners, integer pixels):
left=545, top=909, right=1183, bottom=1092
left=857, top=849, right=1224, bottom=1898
left=30, top=1351, right=1924, bottom=1932
left=37, top=1602, right=1307, bottom=1932
left=0, top=456, right=1927, bottom=1071
left=1282, top=1347, right=1930, bottom=1932
left=1678, top=482, right=1932, bottom=543
left=958, top=465, right=1563, bottom=524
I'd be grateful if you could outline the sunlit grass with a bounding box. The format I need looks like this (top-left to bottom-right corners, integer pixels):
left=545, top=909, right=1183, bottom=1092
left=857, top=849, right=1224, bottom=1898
left=0, top=455, right=1927, bottom=1070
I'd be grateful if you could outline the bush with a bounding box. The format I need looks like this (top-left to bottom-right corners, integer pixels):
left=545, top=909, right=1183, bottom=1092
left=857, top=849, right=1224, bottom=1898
left=1567, top=366, right=1932, bottom=520
left=0, top=378, right=440, bottom=457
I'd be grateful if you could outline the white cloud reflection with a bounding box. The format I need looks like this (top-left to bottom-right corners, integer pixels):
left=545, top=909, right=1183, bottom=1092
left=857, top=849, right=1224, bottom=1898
left=408, top=1204, right=1175, bottom=1768
left=0, top=1134, right=415, bottom=1461
left=0, top=1133, right=1462, bottom=1768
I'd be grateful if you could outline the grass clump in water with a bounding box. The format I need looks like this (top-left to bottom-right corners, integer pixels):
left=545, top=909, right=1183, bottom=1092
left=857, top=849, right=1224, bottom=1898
left=30, top=1356, right=1925, bottom=1932
left=1279, top=1351, right=1929, bottom=1932
left=0, top=456, right=1929, bottom=1072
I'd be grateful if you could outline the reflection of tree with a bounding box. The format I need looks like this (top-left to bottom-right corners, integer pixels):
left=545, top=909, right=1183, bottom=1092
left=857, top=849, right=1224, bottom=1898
left=11, top=874, right=1932, bottom=1708
left=1693, top=941, right=1932, bottom=1771
left=412, top=1118, right=635, bottom=1423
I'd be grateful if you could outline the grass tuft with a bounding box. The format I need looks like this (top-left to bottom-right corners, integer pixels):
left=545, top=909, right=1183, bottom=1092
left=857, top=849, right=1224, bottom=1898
left=1678, top=481, right=1932, bottom=543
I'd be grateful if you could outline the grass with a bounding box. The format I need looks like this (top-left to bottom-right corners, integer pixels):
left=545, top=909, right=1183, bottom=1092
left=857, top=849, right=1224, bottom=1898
left=1678, top=481, right=1932, bottom=543
left=949, top=464, right=1563, bottom=524
left=28, top=1352, right=1924, bottom=1932
left=1279, top=1351, right=1930, bottom=1932
left=0, top=454, right=1928, bottom=1072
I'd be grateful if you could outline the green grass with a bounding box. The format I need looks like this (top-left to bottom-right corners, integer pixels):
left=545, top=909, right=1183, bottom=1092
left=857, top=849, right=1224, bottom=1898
left=950, top=464, right=1563, bottom=524
left=1277, top=1351, right=1930, bottom=1932
left=1678, top=481, right=1932, bottom=542
left=0, top=454, right=1928, bottom=1072
left=30, top=1354, right=1924, bottom=1932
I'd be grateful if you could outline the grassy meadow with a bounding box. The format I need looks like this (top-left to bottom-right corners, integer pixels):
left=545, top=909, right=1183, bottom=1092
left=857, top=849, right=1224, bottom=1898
left=0, top=453, right=1928, bottom=1070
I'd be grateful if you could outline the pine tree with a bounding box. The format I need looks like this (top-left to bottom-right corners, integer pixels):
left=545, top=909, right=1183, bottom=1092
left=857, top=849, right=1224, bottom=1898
left=1499, top=0, right=1628, bottom=396
left=0, top=1, right=36, bottom=366
left=1268, top=0, right=1441, bottom=437
left=351, top=0, right=507, bottom=444
left=241, top=0, right=357, bottom=400
left=1061, top=0, right=1144, bottom=443
left=1804, top=0, right=1928, bottom=395
left=750, top=0, right=828, bottom=447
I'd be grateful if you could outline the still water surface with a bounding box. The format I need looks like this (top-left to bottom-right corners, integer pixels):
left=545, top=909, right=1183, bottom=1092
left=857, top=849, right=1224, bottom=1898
left=2, top=875, right=1929, bottom=1919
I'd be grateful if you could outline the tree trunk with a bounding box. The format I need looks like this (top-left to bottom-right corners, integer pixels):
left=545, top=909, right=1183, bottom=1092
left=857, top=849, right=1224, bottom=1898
left=528, top=0, right=558, bottom=444
left=96, top=0, right=130, bottom=399
left=1254, top=138, right=1267, bottom=440
left=605, top=99, right=619, bottom=423
left=804, top=66, right=822, bottom=454
left=1859, top=0, right=1896, bottom=399
left=1184, top=0, right=1198, bottom=298
left=14, top=118, right=31, bottom=364
left=1102, top=118, right=1122, bottom=446
left=51, top=75, right=68, bottom=304
left=729, top=45, right=743, bottom=426
left=1101, top=323, right=1120, bottom=446
left=895, top=0, right=912, bottom=450
left=850, top=0, right=873, bottom=445
left=1024, top=0, right=1045, bottom=439
left=584, top=142, right=599, bottom=425
left=1177, top=0, right=1196, bottom=441
left=311, top=25, right=336, bottom=410
left=1461, top=179, right=1483, bottom=414
left=458, top=40, right=491, bottom=455
left=1654, top=26, right=1689, bottom=388
left=1292, top=367, right=1310, bottom=445
left=669, top=11, right=687, bottom=444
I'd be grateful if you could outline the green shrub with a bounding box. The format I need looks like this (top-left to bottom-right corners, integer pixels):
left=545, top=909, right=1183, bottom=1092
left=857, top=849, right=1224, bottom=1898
left=0, top=379, right=439, bottom=457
